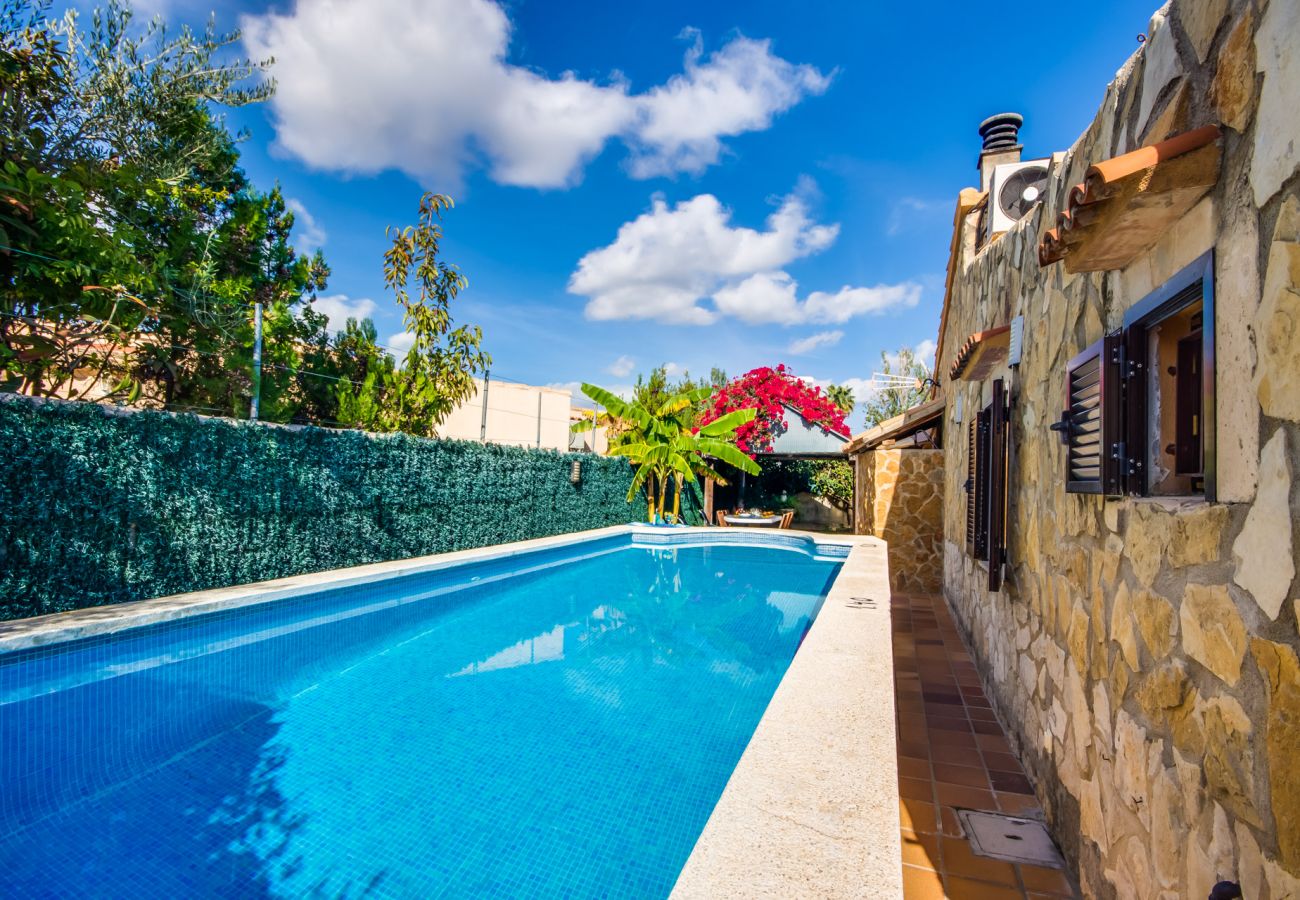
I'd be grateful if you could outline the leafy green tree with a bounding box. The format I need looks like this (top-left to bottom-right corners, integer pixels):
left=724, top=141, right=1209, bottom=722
left=2, top=4, right=491, bottom=436
left=631, top=365, right=727, bottom=418
left=810, top=460, right=853, bottom=514
left=164, top=185, right=330, bottom=418
left=0, top=0, right=331, bottom=416
left=332, top=193, right=490, bottom=436
left=575, top=383, right=758, bottom=523
left=860, top=346, right=931, bottom=427
left=325, top=317, right=395, bottom=427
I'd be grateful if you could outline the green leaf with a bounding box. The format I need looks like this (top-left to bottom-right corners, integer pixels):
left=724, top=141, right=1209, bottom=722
left=697, top=407, right=756, bottom=437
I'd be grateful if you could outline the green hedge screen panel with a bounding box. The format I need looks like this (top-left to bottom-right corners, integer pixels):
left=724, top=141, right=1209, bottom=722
left=0, top=400, right=637, bottom=621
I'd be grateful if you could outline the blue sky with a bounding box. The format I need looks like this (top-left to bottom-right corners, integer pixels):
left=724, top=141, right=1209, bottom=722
left=128, top=0, right=1153, bottom=427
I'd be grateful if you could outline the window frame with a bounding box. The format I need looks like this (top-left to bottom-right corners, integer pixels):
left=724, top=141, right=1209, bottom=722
left=966, top=379, right=1012, bottom=591
left=972, top=406, right=990, bottom=561
left=1057, top=251, right=1215, bottom=500
left=966, top=419, right=979, bottom=551
left=1121, top=249, right=1216, bottom=501
left=987, top=379, right=1010, bottom=592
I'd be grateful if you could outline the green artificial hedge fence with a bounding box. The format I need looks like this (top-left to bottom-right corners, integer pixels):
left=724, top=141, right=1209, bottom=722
left=0, top=398, right=638, bottom=621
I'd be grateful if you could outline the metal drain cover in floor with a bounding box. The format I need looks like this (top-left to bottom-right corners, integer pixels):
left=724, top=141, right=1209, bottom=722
left=956, top=809, right=1065, bottom=868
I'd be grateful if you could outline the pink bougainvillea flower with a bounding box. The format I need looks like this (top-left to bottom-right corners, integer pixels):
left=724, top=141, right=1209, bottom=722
left=700, top=365, right=848, bottom=458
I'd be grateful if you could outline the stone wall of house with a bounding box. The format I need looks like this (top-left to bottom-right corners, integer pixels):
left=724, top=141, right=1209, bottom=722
left=855, top=448, right=944, bottom=593
left=936, top=1, right=1300, bottom=897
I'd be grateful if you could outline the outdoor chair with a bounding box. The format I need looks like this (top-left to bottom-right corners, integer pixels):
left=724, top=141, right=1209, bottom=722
left=715, top=509, right=731, bottom=527
left=779, top=510, right=794, bottom=529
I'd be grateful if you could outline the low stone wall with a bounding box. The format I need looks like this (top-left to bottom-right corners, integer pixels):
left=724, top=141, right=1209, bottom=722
left=854, top=449, right=943, bottom=593
left=935, top=0, right=1300, bottom=896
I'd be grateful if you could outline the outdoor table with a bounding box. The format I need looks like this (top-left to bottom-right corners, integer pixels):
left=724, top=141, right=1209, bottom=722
left=723, top=514, right=783, bottom=527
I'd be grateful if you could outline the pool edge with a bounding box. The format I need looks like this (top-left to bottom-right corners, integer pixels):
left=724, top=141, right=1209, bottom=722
left=0, top=525, right=634, bottom=653
left=670, top=536, right=904, bottom=899
left=0, top=524, right=854, bottom=654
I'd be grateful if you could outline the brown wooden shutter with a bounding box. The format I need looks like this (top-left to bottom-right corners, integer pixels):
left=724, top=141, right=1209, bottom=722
left=973, top=407, right=990, bottom=560
left=966, top=420, right=977, bottom=549
left=988, top=379, right=1010, bottom=592
left=1059, top=333, right=1125, bottom=494
left=1062, top=341, right=1103, bottom=492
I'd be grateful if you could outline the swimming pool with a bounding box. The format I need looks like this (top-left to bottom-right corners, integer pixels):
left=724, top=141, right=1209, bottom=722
left=0, top=530, right=845, bottom=898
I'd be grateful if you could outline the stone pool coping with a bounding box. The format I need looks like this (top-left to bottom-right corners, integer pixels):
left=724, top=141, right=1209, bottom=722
left=0, top=523, right=903, bottom=896
left=0, top=524, right=850, bottom=654
left=0, top=524, right=632, bottom=653
left=671, top=532, right=902, bottom=898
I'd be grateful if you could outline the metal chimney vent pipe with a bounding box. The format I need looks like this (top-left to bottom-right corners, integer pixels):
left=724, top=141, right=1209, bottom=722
left=979, top=112, right=1024, bottom=152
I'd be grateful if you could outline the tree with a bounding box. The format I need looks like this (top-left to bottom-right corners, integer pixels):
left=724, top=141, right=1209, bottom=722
left=860, top=346, right=931, bottom=427
left=826, top=384, right=854, bottom=416
left=0, top=0, right=339, bottom=421
left=332, top=193, right=490, bottom=436
left=630, top=365, right=727, bottom=419
left=574, top=383, right=758, bottom=523
left=700, top=364, right=848, bottom=457
left=165, top=185, right=330, bottom=418
left=810, top=460, right=853, bottom=515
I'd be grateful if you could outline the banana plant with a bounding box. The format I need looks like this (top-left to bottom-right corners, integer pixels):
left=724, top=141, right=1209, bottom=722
left=572, top=383, right=759, bottom=523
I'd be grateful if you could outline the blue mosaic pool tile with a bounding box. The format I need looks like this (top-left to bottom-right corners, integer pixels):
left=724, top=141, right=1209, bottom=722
left=1, top=539, right=839, bottom=898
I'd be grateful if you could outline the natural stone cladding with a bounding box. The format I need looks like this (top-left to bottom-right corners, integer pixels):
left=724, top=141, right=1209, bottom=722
left=935, top=1, right=1300, bottom=897
left=855, top=449, right=943, bottom=594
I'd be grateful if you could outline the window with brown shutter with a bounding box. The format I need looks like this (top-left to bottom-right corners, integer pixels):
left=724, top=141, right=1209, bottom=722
left=966, top=386, right=1013, bottom=592
left=966, top=420, right=978, bottom=550
left=973, top=407, right=990, bottom=561
left=1055, top=332, right=1124, bottom=495
left=987, top=379, right=1010, bottom=592
left=1053, top=251, right=1215, bottom=500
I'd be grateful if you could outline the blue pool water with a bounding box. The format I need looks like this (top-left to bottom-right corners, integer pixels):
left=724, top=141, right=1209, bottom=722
left=0, top=534, right=842, bottom=898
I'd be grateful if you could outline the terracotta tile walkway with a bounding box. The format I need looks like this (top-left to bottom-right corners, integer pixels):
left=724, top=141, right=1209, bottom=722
left=892, top=592, right=1081, bottom=899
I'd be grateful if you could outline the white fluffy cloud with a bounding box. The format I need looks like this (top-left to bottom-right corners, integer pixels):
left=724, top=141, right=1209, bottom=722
left=607, top=355, right=636, bottom=377
left=286, top=198, right=327, bottom=254
left=713, top=273, right=919, bottom=325
left=242, top=0, right=829, bottom=189
left=628, top=30, right=832, bottom=178
left=787, top=330, right=843, bottom=355
left=312, top=294, right=377, bottom=332
left=570, top=185, right=919, bottom=325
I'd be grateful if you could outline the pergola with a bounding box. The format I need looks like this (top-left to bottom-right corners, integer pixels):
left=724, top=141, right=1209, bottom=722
left=702, top=404, right=849, bottom=523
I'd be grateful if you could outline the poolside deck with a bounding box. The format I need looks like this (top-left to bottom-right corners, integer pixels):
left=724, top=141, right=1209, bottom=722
left=892, top=592, right=1080, bottom=899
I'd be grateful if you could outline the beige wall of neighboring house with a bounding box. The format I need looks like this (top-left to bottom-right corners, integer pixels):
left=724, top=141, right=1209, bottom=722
left=931, top=1, right=1300, bottom=897
left=438, top=378, right=575, bottom=452
left=568, top=410, right=610, bottom=455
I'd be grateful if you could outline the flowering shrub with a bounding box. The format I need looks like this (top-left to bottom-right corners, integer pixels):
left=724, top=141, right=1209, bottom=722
left=699, top=365, right=849, bottom=456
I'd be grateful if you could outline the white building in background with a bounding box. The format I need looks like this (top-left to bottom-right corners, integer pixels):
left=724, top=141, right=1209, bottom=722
left=438, top=378, right=575, bottom=451
left=567, top=408, right=610, bottom=455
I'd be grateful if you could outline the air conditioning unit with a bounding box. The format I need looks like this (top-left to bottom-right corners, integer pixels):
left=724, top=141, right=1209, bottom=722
left=986, top=159, right=1050, bottom=237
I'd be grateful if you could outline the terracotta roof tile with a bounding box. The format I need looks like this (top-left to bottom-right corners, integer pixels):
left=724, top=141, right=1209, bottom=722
left=948, top=325, right=1011, bottom=382
left=1038, top=124, right=1221, bottom=271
